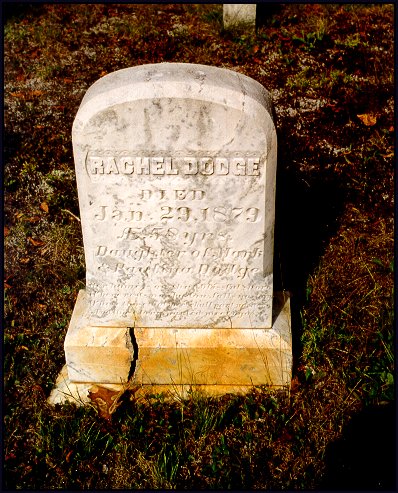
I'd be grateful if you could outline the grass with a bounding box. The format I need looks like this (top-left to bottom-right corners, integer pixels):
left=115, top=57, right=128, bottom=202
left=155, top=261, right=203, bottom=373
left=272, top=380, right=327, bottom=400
left=3, top=3, right=395, bottom=490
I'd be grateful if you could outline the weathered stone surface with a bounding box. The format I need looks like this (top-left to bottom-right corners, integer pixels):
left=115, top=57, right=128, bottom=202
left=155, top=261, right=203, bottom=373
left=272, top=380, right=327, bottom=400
left=53, top=62, right=292, bottom=397
left=64, top=290, right=134, bottom=383
left=72, top=63, right=277, bottom=330
left=48, top=365, right=126, bottom=406
left=133, top=292, right=291, bottom=388
left=223, top=4, right=256, bottom=29
left=51, top=291, right=291, bottom=404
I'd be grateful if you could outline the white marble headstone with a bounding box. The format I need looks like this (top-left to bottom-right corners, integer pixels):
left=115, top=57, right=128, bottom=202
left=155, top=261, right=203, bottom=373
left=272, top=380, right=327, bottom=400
left=223, top=4, right=257, bottom=29
left=72, top=63, right=277, bottom=331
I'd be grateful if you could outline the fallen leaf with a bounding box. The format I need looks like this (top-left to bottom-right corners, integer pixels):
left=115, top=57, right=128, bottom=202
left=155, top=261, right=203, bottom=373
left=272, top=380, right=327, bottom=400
left=88, top=386, right=124, bottom=420
left=28, top=237, right=44, bottom=247
left=290, top=376, right=300, bottom=391
left=31, top=384, right=45, bottom=397
left=40, top=202, right=49, bottom=213
left=20, top=257, right=30, bottom=264
left=4, top=226, right=10, bottom=236
left=27, top=216, right=40, bottom=223
left=10, top=90, right=44, bottom=99
left=279, top=429, right=294, bottom=443
left=357, top=113, right=377, bottom=126
left=65, top=450, right=73, bottom=463
left=63, top=78, right=73, bottom=84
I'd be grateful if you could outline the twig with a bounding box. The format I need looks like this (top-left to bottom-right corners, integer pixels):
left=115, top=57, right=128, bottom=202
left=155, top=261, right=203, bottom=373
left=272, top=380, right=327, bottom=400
left=61, top=209, right=81, bottom=222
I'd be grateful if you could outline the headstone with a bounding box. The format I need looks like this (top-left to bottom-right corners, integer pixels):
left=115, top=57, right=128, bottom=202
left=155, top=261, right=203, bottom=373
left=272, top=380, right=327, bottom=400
left=53, top=63, right=291, bottom=401
left=223, top=4, right=256, bottom=30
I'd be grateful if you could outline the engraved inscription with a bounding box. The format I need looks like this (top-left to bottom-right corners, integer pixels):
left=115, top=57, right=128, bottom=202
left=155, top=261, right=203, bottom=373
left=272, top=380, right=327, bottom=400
left=87, top=281, right=272, bottom=325
left=72, top=65, right=278, bottom=330
left=87, top=155, right=260, bottom=177
left=96, top=261, right=259, bottom=280
left=95, top=205, right=260, bottom=224
left=95, top=245, right=263, bottom=261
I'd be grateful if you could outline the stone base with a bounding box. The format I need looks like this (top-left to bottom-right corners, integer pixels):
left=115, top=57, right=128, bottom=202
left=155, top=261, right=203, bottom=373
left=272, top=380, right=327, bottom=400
left=48, top=365, right=127, bottom=406
left=48, top=367, right=288, bottom=406
left=132, top=292, right=291, bottom=388
left=50, top=291, right=292, bottom=405
left=64, top=290, right=134, bottom=384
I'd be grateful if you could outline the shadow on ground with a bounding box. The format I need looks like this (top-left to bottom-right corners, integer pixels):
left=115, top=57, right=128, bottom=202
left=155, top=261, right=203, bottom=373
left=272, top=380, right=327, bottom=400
left=320, top=402, right=396, bottom=490
left=273, top=161, right=346, bottom=365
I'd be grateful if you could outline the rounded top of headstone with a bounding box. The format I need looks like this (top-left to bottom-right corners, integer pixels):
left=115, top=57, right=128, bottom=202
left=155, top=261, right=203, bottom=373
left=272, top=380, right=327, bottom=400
left=72, top=62, right=278, bottom=329
left=75, top=63, right=274, bottom=128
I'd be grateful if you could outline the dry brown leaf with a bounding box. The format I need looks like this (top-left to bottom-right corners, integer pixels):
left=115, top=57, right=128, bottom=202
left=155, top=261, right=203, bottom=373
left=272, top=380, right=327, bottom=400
left=31, top=384, right=45, bottom=397
left=40, top=202, right=49, bottom=213
left=357, top=113, right=377, bottom=126
left=88, top=386, right=124, bottom=420
left=382, top=151, right=394, bottom=158
left=10, top=90, right=44, bottom=99
left=290, top=376, right=300, bottom=392
left=4, top=226, right=10, bottom=237
left=27, top=216, right=40, bottom=223
left=28, top=237, right=44, bottom=247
